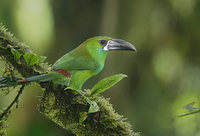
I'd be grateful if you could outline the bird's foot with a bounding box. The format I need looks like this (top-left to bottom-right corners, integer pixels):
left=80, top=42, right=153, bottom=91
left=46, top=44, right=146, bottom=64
left=64, top=87, right=100, bottom=113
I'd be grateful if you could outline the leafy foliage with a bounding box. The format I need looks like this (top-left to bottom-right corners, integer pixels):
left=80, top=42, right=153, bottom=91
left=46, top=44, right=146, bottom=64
left=90, top=74, right=127, bottom=95
left=23, top=54, right=46, bottom=66
left=23, top=54, right=38, bottom=66
left=38, top=56, right=47, bottom=63
left=10, top=47, right=21, bottom=61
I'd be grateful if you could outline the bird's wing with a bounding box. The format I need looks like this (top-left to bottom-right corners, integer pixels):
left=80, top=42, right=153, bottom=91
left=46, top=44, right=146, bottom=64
left=52, top=54, right=99, bottom=71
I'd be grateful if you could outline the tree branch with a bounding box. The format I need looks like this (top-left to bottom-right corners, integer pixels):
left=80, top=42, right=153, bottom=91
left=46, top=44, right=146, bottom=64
left=0, top=85, right=25, bottom=120
left=0, top=24, right=139, bottom=136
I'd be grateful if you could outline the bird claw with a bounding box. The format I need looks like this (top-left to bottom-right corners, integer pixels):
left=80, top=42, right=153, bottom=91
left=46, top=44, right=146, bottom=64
left=64, top=87, right=100, bottom=113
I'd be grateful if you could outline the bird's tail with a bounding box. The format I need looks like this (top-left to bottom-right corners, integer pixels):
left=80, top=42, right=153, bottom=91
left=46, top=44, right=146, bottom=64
left=0, top=72, right=59, bottom=88
left=0, top=76, right=24, bottom=88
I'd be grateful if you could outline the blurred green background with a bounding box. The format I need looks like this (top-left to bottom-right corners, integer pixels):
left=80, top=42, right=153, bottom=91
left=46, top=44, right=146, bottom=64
left=1, top=0, right=200, bottom=136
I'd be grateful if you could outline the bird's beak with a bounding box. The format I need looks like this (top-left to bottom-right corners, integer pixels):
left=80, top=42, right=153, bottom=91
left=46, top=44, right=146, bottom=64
left=103, top=39, right=136, bottom=51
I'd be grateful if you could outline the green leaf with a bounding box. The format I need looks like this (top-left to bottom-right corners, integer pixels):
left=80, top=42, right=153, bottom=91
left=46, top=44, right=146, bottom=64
left=38, top=56, right=47, bottom=63
left=10, top=47, right=21, bottom=61
left=23, top=54, right=38, bottom=66
left=90, top=74, right=127, bottom=95
left=178, top=102, right=200, bottom=117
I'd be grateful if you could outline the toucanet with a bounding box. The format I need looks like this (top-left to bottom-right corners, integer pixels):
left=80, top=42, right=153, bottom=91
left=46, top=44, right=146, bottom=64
left=1, top=36, right=136, bottom=91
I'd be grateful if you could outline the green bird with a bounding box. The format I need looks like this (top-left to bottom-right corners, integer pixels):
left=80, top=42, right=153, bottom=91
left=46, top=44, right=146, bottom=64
left=1, top=36, right=136, bottom=91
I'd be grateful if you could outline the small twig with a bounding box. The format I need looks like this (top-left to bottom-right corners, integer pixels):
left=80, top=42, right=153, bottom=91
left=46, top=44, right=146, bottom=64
left=0, top=85, right=25, bottom=120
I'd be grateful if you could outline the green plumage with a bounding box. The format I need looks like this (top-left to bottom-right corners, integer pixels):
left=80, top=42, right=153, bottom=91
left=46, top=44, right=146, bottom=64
left=25, top=36, right=111, bottom=90
left=0, top=36, right=136, bottom=91
left=51, top=36, right=111, bottom=90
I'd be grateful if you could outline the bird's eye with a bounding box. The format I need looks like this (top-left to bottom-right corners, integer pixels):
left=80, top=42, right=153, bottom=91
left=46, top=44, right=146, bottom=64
left=98, top=40, right=107, bottom=46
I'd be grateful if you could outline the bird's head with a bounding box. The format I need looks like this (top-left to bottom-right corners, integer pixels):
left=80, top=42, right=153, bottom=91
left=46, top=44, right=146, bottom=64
left=83, top=36, right=136, bottom=66
left=85, top=36, right=136, bottom=53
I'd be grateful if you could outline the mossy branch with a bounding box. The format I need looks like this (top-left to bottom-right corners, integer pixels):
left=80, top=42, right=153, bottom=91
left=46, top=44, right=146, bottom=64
left=0, top=24, right=139, bottom=136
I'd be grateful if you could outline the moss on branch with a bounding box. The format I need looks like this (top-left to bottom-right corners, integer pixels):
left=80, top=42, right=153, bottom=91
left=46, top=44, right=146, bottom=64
left=0, top=24, right=139, bottom=136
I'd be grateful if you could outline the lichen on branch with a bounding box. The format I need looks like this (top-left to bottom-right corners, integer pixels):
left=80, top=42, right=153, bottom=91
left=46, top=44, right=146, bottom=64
left=0, top=24, right=139, bottom=136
